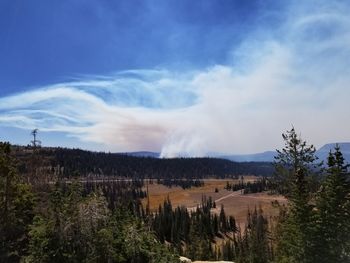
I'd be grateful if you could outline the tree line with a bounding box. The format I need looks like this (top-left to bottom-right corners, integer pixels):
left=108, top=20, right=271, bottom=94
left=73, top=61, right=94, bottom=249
left=149, top=196, right=237, bottom=259
left=155, top=178, right=204, bottom=189
left=225, top=128, right=350, bottom=263
left=12, top=146, right=274, bottom=179
left=0, top=142, right=178, bottom=263
left=1, top=127, right=350, bottom=262
left=225, top=177, right=270, bottom=194
left=150, top=128, right=350, bottom=262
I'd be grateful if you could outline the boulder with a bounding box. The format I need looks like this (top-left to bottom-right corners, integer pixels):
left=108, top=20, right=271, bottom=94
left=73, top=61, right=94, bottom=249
left=179, top=256, right=192, bottom=263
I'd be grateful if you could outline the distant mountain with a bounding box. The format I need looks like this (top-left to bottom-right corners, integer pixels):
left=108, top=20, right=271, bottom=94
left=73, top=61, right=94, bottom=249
left=122, top=151, right=277, bottom=162
left=217, top=143, right=350, bottom=163
left=117, top=143, right=350, bottom=164
left=316, top=143, right=350, bottom=163
left=219, top=151, right=276, bottom=162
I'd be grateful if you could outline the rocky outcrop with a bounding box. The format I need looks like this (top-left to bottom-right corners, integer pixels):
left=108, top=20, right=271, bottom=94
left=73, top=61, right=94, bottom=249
left=179, top=256, right=192, bottom=263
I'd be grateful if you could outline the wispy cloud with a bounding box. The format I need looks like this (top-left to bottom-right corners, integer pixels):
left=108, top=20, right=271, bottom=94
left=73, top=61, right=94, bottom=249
left=1, top=0, right=350, bottom=156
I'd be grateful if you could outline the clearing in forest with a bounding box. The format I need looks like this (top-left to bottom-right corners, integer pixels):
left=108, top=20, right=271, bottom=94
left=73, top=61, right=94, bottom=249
left=143, top=177, right=287, bottom=225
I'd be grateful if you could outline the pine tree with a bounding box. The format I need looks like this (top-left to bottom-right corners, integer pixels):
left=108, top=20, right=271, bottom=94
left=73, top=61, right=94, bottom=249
left=26, top=182, right=179, bottom=263
left=273, top=128, right=320, bottom=263
left=242, top=208, right=270, bottom=263
left=314, top=146, right=350, bottom=263
left=273, top=127, right=320, bottom=196
left=219, top=204, right=227, bottom=232
left=0, top=142, right=35, bottom=262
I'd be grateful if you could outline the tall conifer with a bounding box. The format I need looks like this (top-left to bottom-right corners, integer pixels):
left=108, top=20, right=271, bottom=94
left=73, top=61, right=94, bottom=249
left=314, top=146, right=350, bottom=262
left=273, top=128, right=319, bottom=263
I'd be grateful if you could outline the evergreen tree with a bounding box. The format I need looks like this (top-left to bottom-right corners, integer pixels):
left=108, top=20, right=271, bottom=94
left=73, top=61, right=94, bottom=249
left=235, top=208, right=270, bottom=263
left=273, top=127, right=320, bottom=196
left=186, top=221, right=211, bottom=261
left=26, top=182, right=178, bottom=263
left=273, top=128, right=319, bottom=263
left=314, top=146, right=350, bottom=263
left=219, top=204, right=227, bottom=232
left=0, top=142, right=36, bottom=262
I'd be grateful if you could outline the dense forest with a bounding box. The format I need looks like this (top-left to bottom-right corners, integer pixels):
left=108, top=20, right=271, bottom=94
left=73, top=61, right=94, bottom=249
left=1, top=128, right=350, bottom=262
left=12, top=146, right=274, bottom=179
left=0, top=144, right=178, bottom=263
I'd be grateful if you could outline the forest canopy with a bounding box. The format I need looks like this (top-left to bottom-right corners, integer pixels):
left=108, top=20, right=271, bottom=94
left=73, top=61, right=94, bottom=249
left=1, top=128, right=349, bottom=262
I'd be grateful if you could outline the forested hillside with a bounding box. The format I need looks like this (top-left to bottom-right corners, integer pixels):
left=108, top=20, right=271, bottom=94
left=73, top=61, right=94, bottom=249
left=12, top=146, right=274, bottom=179
left=1, top=128, right=350, bottom=262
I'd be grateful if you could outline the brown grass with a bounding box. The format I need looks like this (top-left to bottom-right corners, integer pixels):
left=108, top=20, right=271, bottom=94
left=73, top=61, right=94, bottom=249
left=212, top=192, right=286, bottom=227
left=143, top=177, right=287, bottom=226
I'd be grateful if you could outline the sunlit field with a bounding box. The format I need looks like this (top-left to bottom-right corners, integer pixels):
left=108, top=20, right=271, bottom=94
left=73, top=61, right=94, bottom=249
left=143, top=177, right=287, bottom=226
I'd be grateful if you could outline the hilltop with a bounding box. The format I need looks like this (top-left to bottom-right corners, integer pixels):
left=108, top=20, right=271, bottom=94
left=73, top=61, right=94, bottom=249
left=216, top=143, right=350, bottom=163
left=316, top=143, right=350, bottom=162
left=11, top=145, right=274, bottom=179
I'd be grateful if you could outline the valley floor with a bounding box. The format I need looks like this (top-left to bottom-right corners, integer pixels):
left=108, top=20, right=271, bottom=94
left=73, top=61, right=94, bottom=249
left=143, top=177, right=287, bottom=226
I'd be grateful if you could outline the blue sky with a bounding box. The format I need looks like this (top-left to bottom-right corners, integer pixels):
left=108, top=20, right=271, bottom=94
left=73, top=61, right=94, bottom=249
left=0, top=0, right=279, bottom=95
left=0, top=0, right=350, bottom=155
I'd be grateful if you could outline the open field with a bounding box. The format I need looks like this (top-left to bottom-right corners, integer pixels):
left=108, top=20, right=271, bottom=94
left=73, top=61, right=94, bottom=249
left=143, top=177, right=287, bottom=226
left=211, top=191, right=286, bottom=226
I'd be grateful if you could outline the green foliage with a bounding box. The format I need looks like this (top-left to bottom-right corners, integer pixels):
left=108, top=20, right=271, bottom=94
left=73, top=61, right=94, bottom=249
left=25, top=182, right=178, bottom=263
left=3, top=133, right=350, bottom=263
left=273, top=130, right=350, bottom=263
left=0, top=142, right=36, bottom=262
left=313, top=146, right=350, bottom=263
left=151, top=195, right=244, bottom=261
left=186, top=222, right=213, bottom=261
left=234, top=208, right=271, bottom=263
left=273, top=127, right=320, bottom=196
left=273, top=128, right=319, bottom=263
left=14, top=146, right=274, bottom=178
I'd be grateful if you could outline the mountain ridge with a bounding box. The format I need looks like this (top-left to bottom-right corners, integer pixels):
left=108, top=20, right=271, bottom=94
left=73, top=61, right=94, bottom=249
left=124, top=142, right=350, bottom=163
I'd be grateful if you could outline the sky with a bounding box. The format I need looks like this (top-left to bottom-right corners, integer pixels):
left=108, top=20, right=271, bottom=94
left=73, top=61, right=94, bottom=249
left=0, top=0, right=350, bottom=156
